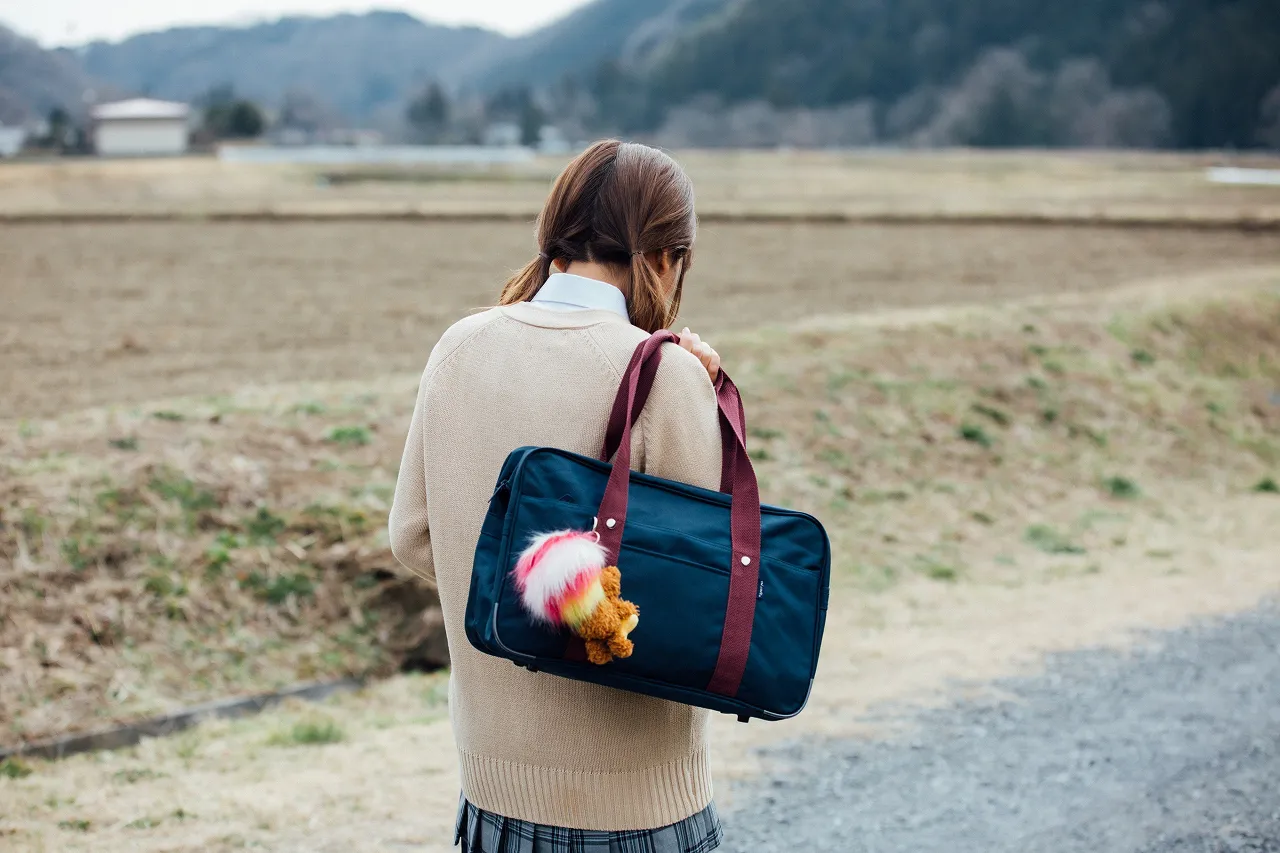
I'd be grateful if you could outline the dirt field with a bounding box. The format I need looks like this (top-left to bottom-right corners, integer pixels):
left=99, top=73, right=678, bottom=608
left=5, top=220, right=1280, bottom=417
left=3, top=150, right=1280, bottom=222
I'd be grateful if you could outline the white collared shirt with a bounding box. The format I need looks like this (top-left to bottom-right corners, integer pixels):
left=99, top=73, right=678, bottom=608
left=531, top=273, right=629, bottom=320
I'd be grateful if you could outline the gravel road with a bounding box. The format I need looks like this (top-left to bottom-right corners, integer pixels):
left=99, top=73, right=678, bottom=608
left=723, top=603, right=1280, bottom=852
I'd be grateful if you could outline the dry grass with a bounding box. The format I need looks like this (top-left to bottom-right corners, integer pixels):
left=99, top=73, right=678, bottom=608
left=2, top=149, right=1278, bottom=221
left=6, top=220, right=1280, bottom=418
left=3, top=272, right=1277, bottom=748
left=0, top=382, right=443, bottom=744
left=726, top=274, right=1280, bottom=587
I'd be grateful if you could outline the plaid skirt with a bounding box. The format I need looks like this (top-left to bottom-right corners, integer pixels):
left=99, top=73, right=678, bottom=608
left=454, top=796, right=723, bottom=853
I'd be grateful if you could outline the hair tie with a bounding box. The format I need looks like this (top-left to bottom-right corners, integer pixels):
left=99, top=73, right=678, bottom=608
left=631, top=250, right=644, bottom=257
left=538, top=252, right=550, bottom=260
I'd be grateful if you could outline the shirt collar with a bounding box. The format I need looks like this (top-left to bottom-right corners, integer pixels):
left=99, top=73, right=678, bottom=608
left=532, top=273, right=629, bottom=320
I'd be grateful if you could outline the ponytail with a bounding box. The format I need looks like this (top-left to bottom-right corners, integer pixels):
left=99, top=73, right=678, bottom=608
left=499, top=253, right=554, bottom=307
left=627, top=252, right=681, bottom=334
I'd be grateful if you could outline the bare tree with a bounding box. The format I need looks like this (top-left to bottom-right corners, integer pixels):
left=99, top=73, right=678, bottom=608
left=653, top=97, right=876, bottom=149
left=1050, top=58, right=1171, bottom=147
left=885, top=86, right=942, bottom=141
left=910, top=48, right=1048, bottom=147
left=278, top=89, right=340, bottom=136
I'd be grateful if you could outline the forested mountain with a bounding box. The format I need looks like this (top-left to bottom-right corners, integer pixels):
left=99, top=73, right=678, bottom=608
left=3, top=0, right=1278, bottom=149
left=461, top=0, right=730, bottom=92
left=0, top=25, right=97, bottom=124
left=74, top=12, right=501, bottom=121
left=61, top=1, right=730, bottom=125
left=636, top=0, right=1280, bottom=148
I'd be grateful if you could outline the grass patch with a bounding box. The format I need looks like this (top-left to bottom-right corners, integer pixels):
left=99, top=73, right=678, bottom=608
left=152, top=410, right=185, bottom=421
left=1130, top=348, right=1156, bottom=366
left=58, top=820, right=92, bottom=832
left=748, top=425, right=784, bottom=441
left=1103, top=476, right=1142, bottom=500
left=862, top=488, right=910, bottom=504
left=914, top=558, right=960, bottom=582
left=1, top=757, right=33, bottom=779
left=245, top=507, right=286, bottom=543
left=238, top=570, right=316, bottom=605
left=112, top=768, right=165, bottom=784
left=268, top=717, right=345, bottom=747
left=971, top=403, right=1011, bottom=426
left=1253, top=477, right=1280, bottom=494
left=126, top=816, right=162, bottom=830
left=108, top=436, right=140, bottom=451
left=817, top=447, right=851, bottom=468
left=958, top=423, right=994, bottom=448
left=205, top=532, right=241, bottom=575
left=60, top=536, right=95, bottom=571
left=1025, top=524, right=1086, bottom=555
left=327, top=426, right=372, bottom=447
left=150, top=469, right=219, bottom=514
left=292, top=401, right=327, bottom=416
left=847, top=563, right=899, bottom=592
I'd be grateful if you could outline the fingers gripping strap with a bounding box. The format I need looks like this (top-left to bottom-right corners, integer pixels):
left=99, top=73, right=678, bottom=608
left=597, top=332, right=762, bottom=697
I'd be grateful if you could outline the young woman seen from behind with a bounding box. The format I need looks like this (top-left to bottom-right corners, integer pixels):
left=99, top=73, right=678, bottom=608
left=390, top=139, right=725, bottom=852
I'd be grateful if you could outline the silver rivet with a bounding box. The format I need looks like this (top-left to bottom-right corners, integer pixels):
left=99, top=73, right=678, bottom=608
left=741, top=556, right=751, bottom=566
left=606, top=518, right=617, bottom=529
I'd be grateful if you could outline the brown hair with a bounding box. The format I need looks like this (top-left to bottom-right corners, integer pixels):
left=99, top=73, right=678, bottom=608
left=499, top=140, right=696, bottom=333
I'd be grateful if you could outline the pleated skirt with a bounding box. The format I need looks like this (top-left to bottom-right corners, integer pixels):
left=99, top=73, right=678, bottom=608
left=454, top=796, right=723, bottom=853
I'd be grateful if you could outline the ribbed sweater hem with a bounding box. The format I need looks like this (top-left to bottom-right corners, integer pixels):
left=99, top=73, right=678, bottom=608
left=458, top=748, right=713, bottom=831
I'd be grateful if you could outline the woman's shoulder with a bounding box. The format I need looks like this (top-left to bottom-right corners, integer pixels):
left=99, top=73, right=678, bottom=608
left=423, top=307, right=507, bottom=373
left=585, top=325, right=712, bottom=393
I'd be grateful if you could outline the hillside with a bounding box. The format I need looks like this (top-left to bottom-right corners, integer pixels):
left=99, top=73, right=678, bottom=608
left=75, top=11, right=502, bottom=121
left=7, top=0, right=1279, bottom=148
left=641, top=0, right=1280, bottom=148
left=459, top=0, right=730, bottom=92
left=0, top=25, right=96, bottom=124
left=64, top=2, right=730, bottom=124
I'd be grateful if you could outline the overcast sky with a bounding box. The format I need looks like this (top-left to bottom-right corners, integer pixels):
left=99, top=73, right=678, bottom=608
left=2, top=0, right=591, bottom=46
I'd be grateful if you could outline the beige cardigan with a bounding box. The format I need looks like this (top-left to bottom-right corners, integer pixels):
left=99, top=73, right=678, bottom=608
left=389, top=302, right=723, bottom=830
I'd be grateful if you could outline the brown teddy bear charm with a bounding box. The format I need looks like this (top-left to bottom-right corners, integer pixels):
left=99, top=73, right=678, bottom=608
left=512, top=530, right=640, bottom=665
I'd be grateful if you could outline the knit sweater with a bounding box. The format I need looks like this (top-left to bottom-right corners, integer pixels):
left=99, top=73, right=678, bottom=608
left=389, top=302, right=724, bottom=831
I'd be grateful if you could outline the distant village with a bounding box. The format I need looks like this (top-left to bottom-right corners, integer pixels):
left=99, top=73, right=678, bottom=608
left=0, top=91, right=576, bottom=161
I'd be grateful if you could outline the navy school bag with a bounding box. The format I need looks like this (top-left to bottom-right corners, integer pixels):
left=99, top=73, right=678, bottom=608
left=465, top=330, right=831, bottom=722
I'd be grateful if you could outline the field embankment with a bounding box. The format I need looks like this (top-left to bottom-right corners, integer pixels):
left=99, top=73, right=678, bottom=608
left=3, top=270, right=1278, bottom=744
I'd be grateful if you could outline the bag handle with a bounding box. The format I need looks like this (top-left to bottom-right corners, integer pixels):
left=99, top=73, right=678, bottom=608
left=600, top=339, right=740, bottom=494
left=595, top=331, right=761, bottom=698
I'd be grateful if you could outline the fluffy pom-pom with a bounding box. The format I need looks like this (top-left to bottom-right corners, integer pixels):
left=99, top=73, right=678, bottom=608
left=512, top=530, right=608, bottom=626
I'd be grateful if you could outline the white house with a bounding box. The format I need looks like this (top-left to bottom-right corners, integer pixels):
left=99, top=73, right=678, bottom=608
left=0, top=125, right=26, bottom=157
left=91, top=99, right=190, bottom=157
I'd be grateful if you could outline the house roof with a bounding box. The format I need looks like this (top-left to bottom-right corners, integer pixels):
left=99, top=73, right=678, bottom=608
left=91, top=98, right=190, bottom=121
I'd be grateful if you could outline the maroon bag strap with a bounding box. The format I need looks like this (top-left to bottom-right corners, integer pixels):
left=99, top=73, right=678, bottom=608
left=596, top=331, right=762, bottom=698
left=600, top=342, right=656, bottom=464
left=601, top=340, right=736, bottom=494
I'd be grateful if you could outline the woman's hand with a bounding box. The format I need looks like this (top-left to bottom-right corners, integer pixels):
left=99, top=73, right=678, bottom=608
left=678, top=327, right=721, bottom=381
